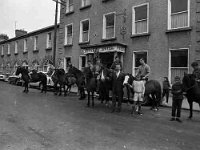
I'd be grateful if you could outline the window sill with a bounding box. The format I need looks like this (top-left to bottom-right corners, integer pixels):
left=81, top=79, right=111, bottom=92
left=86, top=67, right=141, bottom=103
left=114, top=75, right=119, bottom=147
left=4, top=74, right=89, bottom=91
left=65, top=11, right=74, bottom=16
left=23, top=51, right=28, bottom=54
left=101, top=37, right=117, bottom=42
left=14, top=53, right=18, bottom=55
left=46, top=47, right=52, bottom=51
left=102, top=0, right=114, bottom=2
left=79, top=41, right=90, bottom=45
left=131, top=33, right=150, bottom=38
left=80, top=4, right=92, bottom=10
left=64, top=44, right=73, bottom=47
left=7, top=54, right=11, bottom=56
left=166, top=27, right=192, bottom=33
left=33, top=49, right=39, bottom=53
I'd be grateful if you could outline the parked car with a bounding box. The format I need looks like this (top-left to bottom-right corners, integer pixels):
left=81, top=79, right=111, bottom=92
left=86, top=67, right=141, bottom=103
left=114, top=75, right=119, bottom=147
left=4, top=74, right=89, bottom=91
left=8, top=75, right=21, bottom=84
left=0, top=74, right=6, bottom=81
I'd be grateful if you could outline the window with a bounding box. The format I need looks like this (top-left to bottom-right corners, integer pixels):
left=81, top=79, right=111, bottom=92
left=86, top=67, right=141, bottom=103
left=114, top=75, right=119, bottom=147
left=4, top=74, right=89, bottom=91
left=81, top=0, right=91, bottom=7
left=65, top=24, right=73, bottom=45
left=132, top=51, right=148, bottom=75
left=47, top=33, right=52, bottom=48
left=80, top=19, right=90, bottom=43
left=24, top=39, right=28, bottom=52
left=34, top=36, right=38, bottom=51
left=132, top=3, right=149, bottom=35
left=79, top=56, right=86, bottom=71
left=170, top=49, right=189, bottom=83
left=168, top=0, right=190, bottom=29
left=66, top=0, right=74, bottom=13
left=1, top=45, right=4, bottom=56
left=103, top=12, right=115, bottom=39
left=15, top=41, right=18, bottom=54
left=7, top=44, right=10, bottom=55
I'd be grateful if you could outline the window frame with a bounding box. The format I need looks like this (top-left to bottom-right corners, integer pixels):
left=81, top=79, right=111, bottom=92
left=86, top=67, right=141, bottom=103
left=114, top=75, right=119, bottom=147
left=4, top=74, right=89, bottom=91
left=34, top=36, right=38, bottom=51
left=167, top=0, right=190, bottom=30
left=24, top=39, right=28, bottom=52
left=66, top=0, right=74, bottom=13
left=81, top=0, right=91, bottom=7
left=7, top=44, right=10, bottom=55
left=65, top=23, right=73, bottom=45
left=102, top=12, right=116, bottom=39
left=15, top=41, right=18, bottom=54
left=79, top=19, right=90, bottom=43
left=132, top=3, right=149, bottom=35
left=1, top=45, right=4, bottom=56
left=46, top=32, right=52, bottom=48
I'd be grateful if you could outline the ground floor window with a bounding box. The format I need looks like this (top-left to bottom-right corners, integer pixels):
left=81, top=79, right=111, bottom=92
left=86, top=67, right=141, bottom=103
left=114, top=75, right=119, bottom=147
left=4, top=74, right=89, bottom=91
left=132, top=51, right=148, bottom=76
left=79, top=55, right=86, bottom=71
left=170, top=49, right=189, bottom=83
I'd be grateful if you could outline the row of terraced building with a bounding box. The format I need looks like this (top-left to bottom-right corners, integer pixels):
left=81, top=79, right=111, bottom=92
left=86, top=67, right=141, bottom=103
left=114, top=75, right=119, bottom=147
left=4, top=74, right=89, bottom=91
left=1, top=0, right=200, bottom=83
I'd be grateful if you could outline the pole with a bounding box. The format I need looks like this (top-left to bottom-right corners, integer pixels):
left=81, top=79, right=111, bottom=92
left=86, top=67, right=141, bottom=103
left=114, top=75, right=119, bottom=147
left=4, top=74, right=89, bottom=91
left=53, top=0, right=58, bottom=67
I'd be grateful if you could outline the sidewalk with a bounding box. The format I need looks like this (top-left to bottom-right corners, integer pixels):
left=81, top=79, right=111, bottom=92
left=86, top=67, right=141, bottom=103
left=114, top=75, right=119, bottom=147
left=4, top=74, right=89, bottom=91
left=70, top=86, right=199, bottom=111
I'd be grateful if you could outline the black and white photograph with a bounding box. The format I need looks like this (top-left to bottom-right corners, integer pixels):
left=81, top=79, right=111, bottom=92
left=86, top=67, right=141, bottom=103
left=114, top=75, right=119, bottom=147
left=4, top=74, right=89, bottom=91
left=0, top=0, right=200, bottom=149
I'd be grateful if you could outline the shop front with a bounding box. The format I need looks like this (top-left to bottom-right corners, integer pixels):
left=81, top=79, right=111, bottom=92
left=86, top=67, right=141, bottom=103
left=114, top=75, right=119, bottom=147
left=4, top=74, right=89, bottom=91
left=81, top=43, right=126, bottom=68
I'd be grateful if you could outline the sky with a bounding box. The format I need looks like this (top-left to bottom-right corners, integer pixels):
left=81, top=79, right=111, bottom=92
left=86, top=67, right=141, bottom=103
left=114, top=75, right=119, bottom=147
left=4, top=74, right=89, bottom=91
left=0, top=0, right=59, bottom=38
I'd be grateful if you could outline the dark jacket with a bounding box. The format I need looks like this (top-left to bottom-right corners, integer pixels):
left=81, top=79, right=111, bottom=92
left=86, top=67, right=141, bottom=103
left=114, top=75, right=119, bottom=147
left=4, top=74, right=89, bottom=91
left=171, top=81, right=183, bottom=100
left=110, top=61, right=122, bottom=70
left=112, top=71, right=125, bottom=93
left=163, top=80, right=170, bottom=90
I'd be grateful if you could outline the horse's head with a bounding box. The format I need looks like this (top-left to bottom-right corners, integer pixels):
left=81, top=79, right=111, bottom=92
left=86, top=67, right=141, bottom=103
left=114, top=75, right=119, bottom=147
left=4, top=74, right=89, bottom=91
left=182, top=73, right=196, bottom=91
left=15, top=66, right=22, bottom=75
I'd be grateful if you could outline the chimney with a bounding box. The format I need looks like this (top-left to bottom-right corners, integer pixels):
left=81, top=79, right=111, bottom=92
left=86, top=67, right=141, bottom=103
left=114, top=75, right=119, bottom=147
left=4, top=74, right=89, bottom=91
left=15, top=29, right=27, bottom=37
left=0, top=34, right=9, bottom=42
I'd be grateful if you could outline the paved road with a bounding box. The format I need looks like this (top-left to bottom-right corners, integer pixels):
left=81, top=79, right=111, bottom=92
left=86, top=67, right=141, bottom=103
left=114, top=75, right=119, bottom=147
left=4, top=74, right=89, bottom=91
left=0, top=82, right=200, bottom=150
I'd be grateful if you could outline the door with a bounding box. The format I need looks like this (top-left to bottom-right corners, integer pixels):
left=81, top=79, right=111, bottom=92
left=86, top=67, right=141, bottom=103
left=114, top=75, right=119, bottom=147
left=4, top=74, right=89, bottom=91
left=100, top=53, right=114, bottom=68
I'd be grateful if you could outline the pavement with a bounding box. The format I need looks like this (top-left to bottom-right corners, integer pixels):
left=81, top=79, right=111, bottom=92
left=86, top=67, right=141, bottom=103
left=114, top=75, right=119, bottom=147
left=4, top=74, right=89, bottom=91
left=70, top=86, right=199, bottom=111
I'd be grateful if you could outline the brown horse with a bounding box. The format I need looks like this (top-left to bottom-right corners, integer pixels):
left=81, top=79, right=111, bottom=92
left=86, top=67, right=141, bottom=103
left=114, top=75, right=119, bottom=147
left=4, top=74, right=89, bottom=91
left=182, top=73, right=200, bottom=119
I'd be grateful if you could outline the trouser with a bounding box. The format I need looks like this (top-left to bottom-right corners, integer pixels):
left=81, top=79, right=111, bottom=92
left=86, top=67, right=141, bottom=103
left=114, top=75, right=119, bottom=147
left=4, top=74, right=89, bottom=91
left=112, top=90, right=123, bottom=111
left=99, top=81, right=109, bottom=102
left=172, top=98, right=183, bottom=118
left=162, top=89, right=169, bottom=103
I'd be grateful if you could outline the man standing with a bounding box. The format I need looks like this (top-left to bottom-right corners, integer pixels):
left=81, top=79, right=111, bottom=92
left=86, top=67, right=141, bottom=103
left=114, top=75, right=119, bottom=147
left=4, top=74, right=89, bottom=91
left=110, top=56, right=122, bottom=70
left=191, top=61, right=200, bottom=82
left=111, top=64, right=125, bottom=113
left=136, top=58, right=150, bottom=81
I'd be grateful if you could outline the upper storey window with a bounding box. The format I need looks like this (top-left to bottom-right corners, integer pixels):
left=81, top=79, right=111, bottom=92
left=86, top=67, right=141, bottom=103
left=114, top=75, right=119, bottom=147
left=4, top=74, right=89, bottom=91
left=132, top=3, right=149, bottom=35
left=103, top=12, right=116, bottom=39
left=66, top=0, right=74, bottom=13
left=80, top=19, right=90, bottom=43
left=81, top=0, right=91, bottom=7
left=168, top=0, right=190, bottom=29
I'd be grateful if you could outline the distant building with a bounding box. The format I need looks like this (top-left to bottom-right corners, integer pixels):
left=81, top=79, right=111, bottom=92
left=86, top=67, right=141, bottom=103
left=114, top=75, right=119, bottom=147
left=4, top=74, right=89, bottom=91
left=57, top=0, right=200, bottom=82
left=0, top=25, right=59, bottom=75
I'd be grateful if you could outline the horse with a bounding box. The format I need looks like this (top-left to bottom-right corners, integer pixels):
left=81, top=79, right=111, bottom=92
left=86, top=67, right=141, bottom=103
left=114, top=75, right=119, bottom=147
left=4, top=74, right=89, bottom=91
left=64, top=73, right=77, bottom=95
left=124, top=74, right=162, bottom=110
left=51, top=68, right=67, bottom=96
left=182, top=73, right=200, bottom=119
left=67, top=66, right=86, bottom=100
left=15, top=66, right=47, bottom=93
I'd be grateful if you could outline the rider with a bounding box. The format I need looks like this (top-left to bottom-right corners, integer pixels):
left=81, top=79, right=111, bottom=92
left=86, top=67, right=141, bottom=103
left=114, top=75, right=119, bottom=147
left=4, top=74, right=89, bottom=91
left=136, top=58, right=150, bottom=82
left=191, top=61, right=200, bottom=82
left=110, top=55, right=122, bottom=70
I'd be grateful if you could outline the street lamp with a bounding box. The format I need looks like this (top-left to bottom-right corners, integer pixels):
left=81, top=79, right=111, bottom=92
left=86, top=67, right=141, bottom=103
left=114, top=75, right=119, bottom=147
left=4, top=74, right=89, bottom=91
left=52, top=0, right=66, bottom=67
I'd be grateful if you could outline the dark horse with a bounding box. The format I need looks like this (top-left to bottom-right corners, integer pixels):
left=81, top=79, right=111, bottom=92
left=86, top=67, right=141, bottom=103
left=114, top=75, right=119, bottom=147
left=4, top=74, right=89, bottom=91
left=67, top=66, right=86, bottom=100
left=182, top=73, right=200, bottom=119
left=125, top=74, right=162, bottom=110
left=51, top=69, right=68, bottom=96
left=15, top=66, right=47, bottom=93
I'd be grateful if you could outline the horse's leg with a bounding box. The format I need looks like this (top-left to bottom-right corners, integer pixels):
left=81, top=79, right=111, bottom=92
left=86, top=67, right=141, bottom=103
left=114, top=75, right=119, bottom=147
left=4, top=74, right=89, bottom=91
left=92, top=91, right=94, bottom=107
left=87, top=91, right=90, bottom=107
left=59, top=84, right=62, bottom=96
left=188, top=100, right=193, bottom=119
left=126, top=85, right=130, bottom=105
left=54, top=83, right=58, bottom=95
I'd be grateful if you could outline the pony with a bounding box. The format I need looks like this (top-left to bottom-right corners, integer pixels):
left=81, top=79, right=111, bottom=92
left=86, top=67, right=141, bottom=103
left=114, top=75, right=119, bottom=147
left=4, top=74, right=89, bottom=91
left=64, top=73, right=77, bottom=95
left=51, top=69, right=67, bottom=96
left=124, top=74, right=162, bottom=110
left=67, top=66, right=86, bottom=100
left=182, top=73, right=200, bottom=119
left=15, top=66, right=47, bottom=93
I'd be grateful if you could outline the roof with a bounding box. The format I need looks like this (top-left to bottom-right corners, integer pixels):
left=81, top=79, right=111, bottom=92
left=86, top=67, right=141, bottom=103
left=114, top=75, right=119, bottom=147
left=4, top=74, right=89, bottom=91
left=0, top=24, right=59, bottom=44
